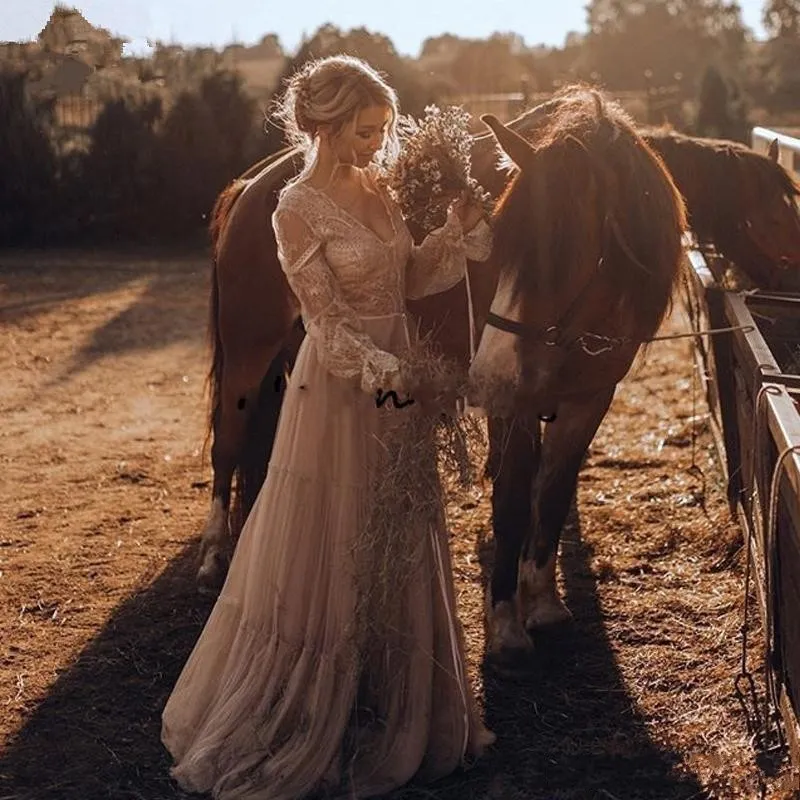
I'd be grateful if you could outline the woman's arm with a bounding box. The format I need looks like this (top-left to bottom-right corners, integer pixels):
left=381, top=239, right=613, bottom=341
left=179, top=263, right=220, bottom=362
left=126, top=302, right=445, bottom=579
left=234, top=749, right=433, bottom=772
left=273, top=205, right=402, bottom=394
left=405, top=194, right=492, bottom=301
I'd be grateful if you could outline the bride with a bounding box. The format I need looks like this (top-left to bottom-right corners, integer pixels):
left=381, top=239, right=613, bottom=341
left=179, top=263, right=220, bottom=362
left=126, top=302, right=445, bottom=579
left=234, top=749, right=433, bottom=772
left=161, top=53, right=495, bottom=799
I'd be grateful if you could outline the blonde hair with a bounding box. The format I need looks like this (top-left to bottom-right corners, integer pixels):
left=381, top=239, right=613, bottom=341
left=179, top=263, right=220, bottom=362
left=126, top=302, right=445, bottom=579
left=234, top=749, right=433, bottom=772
left=274, top=54, right=401, bottom=183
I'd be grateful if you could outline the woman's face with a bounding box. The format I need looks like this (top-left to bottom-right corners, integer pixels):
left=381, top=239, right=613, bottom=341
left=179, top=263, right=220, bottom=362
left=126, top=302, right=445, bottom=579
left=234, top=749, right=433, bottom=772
left=328, top=105, right=392, bottom=168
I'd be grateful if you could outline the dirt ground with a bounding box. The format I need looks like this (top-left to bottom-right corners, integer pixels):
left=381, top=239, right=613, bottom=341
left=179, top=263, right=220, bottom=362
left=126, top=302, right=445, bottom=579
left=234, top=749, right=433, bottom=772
left=1, top=250, right=799, bottom=800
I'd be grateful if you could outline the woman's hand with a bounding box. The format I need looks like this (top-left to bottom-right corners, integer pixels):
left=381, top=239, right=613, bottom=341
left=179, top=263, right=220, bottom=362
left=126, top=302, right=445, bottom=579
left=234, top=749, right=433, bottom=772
left=451, top=190, right=486, bottom=232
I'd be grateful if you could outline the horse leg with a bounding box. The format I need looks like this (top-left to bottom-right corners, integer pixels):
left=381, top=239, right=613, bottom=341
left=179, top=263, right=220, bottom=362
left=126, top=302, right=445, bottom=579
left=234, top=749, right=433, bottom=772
left=196, top=358, right=271, bottom=593
left=519, top=388, right=615, bottom=629
left=196, top=329, right=300, bottom=593
left=484, top=414, right=539, bottom=656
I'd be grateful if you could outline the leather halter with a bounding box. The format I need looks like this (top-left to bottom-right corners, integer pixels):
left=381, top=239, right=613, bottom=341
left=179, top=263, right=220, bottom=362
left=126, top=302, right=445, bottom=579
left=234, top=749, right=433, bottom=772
left=484, top=256, right=630, bottom=357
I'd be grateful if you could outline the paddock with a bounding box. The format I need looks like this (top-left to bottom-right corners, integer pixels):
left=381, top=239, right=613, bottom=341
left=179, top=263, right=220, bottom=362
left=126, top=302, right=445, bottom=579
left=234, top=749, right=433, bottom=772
left=0, top=243, right=795, bottom=797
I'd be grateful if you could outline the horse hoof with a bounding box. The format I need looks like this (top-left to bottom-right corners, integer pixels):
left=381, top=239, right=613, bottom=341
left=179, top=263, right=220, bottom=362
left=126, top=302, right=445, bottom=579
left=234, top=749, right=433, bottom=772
left=196, top=548, right=229, bottom=596
left=486, top=599, right=535, bottom=656
left=524, top=596, right=573, bottom=630
left=467, top=724, right=497, bottom=758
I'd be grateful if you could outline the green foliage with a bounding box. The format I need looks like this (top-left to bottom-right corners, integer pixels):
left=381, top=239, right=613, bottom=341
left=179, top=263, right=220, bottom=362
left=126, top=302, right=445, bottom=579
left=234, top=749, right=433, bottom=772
left=75, top=96, right=163, bottom=239
left=265, top=24, right=437, bottom=153
left=199, top=70, right=258, bottom=177
left=694, top=63, right=750, bottom=141
left=583, top=0, right=747, bottom=90
left=5, top=6, right=800, bottom=249
left=759, top=33, right=800, bottom=113
left=759, top=1, right=800, bottom=113
left=447, top=34, right=530, bottom=94
left=0, top=68, right=60, bottom=245
left=152, top=91, right=228, bottom=236
left=764, top=0, right=800, bottom=37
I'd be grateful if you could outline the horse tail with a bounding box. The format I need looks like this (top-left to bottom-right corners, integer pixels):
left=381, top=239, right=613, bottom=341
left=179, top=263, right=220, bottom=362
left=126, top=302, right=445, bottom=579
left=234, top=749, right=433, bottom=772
left=203, top=178, right=249, bottom=461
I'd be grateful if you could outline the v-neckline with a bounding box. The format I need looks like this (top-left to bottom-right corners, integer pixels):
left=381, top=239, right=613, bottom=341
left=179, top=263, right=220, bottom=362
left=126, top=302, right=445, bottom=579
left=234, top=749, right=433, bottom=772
left=305, top=182, right=398, bottom=246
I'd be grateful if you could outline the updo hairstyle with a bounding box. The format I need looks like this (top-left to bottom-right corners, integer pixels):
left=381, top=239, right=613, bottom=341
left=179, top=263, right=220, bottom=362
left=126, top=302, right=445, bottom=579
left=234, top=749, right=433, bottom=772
left=274, top=54, right=401, bottom=171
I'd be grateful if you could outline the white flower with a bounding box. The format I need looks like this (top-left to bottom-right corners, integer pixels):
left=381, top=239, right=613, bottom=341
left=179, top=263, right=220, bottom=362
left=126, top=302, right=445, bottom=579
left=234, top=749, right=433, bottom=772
left=388, top=104, right=494, bottom=234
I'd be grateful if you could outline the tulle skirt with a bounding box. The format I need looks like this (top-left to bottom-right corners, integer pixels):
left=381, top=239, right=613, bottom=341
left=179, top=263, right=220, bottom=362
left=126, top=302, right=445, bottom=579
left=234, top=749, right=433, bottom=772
left=161, top=312, right=490, bottom=799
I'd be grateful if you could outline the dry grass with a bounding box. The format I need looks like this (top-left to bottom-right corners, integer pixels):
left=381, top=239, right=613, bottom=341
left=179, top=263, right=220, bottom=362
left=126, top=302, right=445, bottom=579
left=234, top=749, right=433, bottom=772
left=353, top=339, right=487, bottom=644
left=1, top=254, right=799, bottom=799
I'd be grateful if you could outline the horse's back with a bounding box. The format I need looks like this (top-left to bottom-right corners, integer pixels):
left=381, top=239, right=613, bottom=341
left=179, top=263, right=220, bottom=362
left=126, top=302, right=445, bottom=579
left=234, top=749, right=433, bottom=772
left=215, top=148, right=305, bottom=352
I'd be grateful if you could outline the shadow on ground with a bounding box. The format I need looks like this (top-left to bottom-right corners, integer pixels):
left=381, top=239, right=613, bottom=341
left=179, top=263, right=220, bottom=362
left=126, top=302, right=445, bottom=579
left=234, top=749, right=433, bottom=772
left=1, top=251, right=212, bottom=385
left=390, top=498, right=710, bottom=800
left=0, top=543, right=213, bottom=800
left=51, top=268, right=210, bottom=384
left=0, top=502, right=708, bottom=800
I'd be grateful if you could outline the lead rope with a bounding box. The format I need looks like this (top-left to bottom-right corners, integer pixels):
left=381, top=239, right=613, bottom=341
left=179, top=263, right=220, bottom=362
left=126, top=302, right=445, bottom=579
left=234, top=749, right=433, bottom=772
left=466, top=265, right=476, bottom=363
left=459, top=267, right=487, bottom=418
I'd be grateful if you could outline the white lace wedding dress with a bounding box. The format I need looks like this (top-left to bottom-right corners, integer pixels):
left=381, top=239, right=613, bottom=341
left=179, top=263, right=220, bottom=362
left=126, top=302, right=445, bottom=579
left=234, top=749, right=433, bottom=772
left=161, top=175, right=493, bottom=799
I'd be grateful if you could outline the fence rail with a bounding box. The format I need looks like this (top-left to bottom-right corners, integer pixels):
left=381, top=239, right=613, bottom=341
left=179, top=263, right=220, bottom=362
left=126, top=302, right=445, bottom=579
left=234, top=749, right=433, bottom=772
left=684, top=246, right=800, bottom=771
left=752, top=126, right=800, bottom=174
left=443, top=88, right=678, bottom=127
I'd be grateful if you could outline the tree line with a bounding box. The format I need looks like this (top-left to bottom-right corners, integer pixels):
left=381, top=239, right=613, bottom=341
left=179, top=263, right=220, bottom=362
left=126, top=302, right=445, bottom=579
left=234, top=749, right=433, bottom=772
left=1, top=0, right=798, bottom=247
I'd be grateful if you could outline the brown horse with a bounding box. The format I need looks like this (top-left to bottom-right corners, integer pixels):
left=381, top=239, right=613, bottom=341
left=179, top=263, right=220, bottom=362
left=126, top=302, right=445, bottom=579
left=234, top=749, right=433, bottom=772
left=193, top=85, right=688, bottom=661
left=467, top=96, right=686, bottom=653
left=640, top=127, right=800, bottom=290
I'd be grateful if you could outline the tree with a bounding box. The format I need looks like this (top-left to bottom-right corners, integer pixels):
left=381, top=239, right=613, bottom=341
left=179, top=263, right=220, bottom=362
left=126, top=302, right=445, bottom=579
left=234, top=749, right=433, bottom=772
left=78, top=96, right=163, bottom=238
left=583, top=0, right=748, bottom=90
left=694, top=63, right=750, bottom=141
left=155, top=91, right=229, bottom=236
left=760, top=0, right=800, bottom=111
left=199, top=69, right=257, bottom=177
left=763, top=0, right=800, bottom=37
left=0, top=69, right=59, bottom=245
left=449, top=34, right=530, bottom=94
left=263, top=24, right=438, bottom=153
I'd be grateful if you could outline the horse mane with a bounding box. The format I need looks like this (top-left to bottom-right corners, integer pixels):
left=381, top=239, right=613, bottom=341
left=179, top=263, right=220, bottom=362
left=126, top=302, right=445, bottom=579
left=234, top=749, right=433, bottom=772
left=643, top=128, right=800, bottom=205
left=491, top=85, right=687, bottom=341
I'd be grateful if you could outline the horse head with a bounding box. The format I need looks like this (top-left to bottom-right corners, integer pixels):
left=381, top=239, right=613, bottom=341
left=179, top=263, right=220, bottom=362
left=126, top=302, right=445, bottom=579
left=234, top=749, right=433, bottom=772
left=737, top=140, right=800, bottom=289
left=469, top=87, right=686, bottom=417
left=643, top=129, right=800, bottom=291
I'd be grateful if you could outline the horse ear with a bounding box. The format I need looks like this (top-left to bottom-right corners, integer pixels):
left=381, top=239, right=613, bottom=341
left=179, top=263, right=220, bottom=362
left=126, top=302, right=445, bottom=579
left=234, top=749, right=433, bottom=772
left=768, top=138, right=780, bottom=162
left=480, top=113, right=534, bottom=168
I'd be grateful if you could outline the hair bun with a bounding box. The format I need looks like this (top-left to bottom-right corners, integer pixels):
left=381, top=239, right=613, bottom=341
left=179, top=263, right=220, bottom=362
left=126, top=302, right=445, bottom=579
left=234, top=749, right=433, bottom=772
left=290, top=72, right=314, bottom=135
left=273, top=55, right=400, bottom=171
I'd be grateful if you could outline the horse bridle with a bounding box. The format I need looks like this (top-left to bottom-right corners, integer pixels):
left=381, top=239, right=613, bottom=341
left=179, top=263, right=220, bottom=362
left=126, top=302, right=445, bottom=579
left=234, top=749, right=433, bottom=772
left=484, top=255, right=631, bottom=358
left=484, top=312, right=630, bottom=357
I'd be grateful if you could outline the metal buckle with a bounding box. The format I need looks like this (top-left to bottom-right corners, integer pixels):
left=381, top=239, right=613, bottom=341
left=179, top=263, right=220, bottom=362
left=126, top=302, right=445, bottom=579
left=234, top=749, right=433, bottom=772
left=543, top=325, right=559, bottom=346
left=578, top=333, right=615, bottom=356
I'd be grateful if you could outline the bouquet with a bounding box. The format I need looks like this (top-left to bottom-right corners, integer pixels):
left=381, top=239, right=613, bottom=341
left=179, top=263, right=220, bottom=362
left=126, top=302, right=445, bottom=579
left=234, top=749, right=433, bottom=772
left=387, top=104, right=494, bottom=234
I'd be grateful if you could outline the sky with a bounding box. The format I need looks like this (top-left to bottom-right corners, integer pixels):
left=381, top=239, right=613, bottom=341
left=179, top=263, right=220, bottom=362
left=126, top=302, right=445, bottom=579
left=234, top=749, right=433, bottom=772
left=0, top=0, right=770, bottom=58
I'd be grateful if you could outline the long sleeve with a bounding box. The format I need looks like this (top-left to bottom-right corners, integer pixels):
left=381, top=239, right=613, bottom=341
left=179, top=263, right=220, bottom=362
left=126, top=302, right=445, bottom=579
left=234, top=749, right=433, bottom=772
left=272, top=206, right=401, bottom=394
left=405, top=208, right=493, bottom=300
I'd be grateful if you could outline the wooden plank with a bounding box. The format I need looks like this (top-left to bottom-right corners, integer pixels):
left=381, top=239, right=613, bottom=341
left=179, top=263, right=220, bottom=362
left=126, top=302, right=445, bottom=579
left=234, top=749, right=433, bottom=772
left=680, top=255, right=800, bottom=769
left=683, top=249, right=748, bottom=506
left=765, top=386, right=800, bottom=514
left=742, top=386, right=800, bottom=768
left=725, top=293, right=784, bottom=379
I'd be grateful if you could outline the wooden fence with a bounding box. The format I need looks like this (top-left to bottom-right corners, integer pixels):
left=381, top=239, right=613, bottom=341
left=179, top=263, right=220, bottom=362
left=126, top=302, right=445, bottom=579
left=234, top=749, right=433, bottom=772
left=684, top=127, right=800, bottom=772
left=753, top=126, right=800, bottom=174
left=443, top=87, right=681, bottom=127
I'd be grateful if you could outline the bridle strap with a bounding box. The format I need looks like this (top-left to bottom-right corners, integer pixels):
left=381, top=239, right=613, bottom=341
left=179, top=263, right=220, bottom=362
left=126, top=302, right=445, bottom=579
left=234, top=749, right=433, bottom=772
left=484, top=311, right=554, bottom=341
left=485, top=254, right=604, bottom=348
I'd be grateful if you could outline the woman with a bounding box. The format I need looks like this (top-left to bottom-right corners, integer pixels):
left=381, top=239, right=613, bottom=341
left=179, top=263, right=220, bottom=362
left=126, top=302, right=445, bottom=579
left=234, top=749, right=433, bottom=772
left=162, top=53, right=494, bottom=799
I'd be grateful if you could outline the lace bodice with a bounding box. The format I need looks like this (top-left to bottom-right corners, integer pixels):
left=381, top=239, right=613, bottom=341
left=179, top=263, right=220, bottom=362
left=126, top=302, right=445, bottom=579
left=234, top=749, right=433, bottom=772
left=272, top=179, right=492, bottom=394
